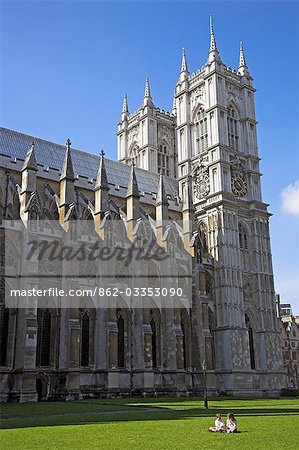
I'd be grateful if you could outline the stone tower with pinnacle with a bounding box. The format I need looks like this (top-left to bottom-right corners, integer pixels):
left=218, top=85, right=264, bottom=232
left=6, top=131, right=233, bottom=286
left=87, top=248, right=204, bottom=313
left=118, top=17, right=284, bottom=393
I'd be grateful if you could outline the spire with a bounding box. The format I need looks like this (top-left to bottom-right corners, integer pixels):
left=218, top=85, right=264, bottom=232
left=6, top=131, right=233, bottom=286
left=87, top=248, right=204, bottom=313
left=209, top=15, right=217, bottom=52
left=180, top=48, right=188, bottom=73
left=179, top=47, right=189, bottom=83
left=143, top=76, right=153, bottom=107
left=22, top=142, right=38, bottom=172
left=144, top=76, right=151, bottom=98
left=238, top=41, right=250, bottom=76
left=126, top=163, right=140, bottom=198
left=208, top=15, right=220, bottom=63
left=239, top=42, right=246, bottom=67
left=95, top=149, right=109, bottom=191
left=60, top=138, right=75, bottom=181
left=156, top=172, right=169, bottom=207
left=122, top=93, right=128, bottom=114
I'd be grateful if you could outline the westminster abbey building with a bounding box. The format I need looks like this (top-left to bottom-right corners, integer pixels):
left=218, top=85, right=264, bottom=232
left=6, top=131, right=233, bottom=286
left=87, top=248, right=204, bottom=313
left=0, top=21, right=285, bottom=402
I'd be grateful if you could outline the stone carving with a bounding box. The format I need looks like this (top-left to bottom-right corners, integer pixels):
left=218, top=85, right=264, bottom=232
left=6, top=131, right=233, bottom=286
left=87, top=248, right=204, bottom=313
left=231, top=156, right=247, bottom=197
left=191, top=157, right=210, bottom=199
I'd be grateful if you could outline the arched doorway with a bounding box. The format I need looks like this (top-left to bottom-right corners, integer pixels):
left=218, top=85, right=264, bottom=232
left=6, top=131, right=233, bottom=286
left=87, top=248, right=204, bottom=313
left=36, top=378, right=44, bottom=401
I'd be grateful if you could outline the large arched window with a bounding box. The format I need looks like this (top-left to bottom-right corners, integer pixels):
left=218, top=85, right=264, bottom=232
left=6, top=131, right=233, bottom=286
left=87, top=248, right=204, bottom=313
left=177, top=308, right=189, bottom=370
left=130, top=144, right=140, bottom=166
left=36, top=309, right=51, bottom=367
left=245, top=314, right=255, bottom=369
left=0, top=300, right=9, bottom=366
left=80, top=310, right=90, bottom=367
left=149, top=307, right=161, bottom=368
left=150, top=317, right=157, bottom=369
left=117, top=314, right=125, bottom=368
left=227, top=106, right=239, bottom=150
left=195, top=109, right=208, bottom=153
left=181, top=320, right=187, bottom=369
left=157, top=144, right=170, bottom=176
left=205, top=308, right=216, bottom=370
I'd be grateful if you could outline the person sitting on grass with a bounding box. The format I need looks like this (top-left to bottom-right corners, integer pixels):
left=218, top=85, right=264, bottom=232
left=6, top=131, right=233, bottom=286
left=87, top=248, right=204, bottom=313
left=208, top=413, right=226, bottom=432
left=226, top=412, right=237, bottom=433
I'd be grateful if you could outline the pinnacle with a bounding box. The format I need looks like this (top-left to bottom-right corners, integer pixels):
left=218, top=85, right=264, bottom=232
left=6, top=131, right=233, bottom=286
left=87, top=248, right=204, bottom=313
left=181, top=48, right=188, bottom=73
left=60, top=138, right=75, bottom=181
left=126, top=163, right=140, bottom=198
left=156, top=172, right=169, bottom=207
left=22, top=142, right=38, bottom=172
left=122, top=93, right=129, bottom=113
left=95, top=148, right=109, bottom=191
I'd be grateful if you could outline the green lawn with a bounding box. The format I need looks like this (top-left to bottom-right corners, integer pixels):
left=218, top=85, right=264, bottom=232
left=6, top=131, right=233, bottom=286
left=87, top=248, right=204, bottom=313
left=1, top=397, right=299, bottom=449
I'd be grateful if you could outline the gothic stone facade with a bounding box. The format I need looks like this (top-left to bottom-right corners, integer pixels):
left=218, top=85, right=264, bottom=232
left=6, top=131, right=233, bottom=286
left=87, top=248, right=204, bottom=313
left=0, top=23, right=285, bottom=402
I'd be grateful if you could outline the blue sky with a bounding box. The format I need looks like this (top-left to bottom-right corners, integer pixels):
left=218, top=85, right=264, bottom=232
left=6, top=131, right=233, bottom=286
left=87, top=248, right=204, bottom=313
left=1, top=1, right=299, bottom=313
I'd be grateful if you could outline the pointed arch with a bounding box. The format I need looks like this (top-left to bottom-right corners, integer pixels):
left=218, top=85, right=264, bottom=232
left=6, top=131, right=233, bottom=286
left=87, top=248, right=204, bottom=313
left=157, top=140, right=170, bottom=176
left=238, top=219, right=250, bottom=250
left=117, top=314, right=125, bottom=368
left=80, top=310, right=90, bottom=367
left=179, top=307, right=190, bottom=370
left=205, top=307, right=216, bottom=370
left=128, top=142, right=140, bottom=166
left=78, top=297, right=96, bottom=367
left=193, top=105, right=208, bottom=154
left=245, top=312, right=255, bottom=369
left=36, top=308, right=52, bottom=367
left=227, top=101, right=240, bottom=151
left=150, top=317, right=157, bottom=368
left=147, top=301, right=162, bottom=369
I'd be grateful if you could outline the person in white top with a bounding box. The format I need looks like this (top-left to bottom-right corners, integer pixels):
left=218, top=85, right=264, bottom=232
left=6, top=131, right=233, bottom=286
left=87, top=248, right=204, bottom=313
left=226, top=412, right=237, bottom=433
left=208, top=413, right=226, bottom=432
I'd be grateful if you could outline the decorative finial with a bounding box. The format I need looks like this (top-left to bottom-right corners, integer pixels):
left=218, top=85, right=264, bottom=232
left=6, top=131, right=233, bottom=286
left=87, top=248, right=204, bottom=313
left=144, top=76, right=151, bottom=98
left=180, top=47, right=188, bottom=73
left=239, top=41, right=246, bottom=67
left=238, top=41, right=250, bottom=76
left=22, top=141, right=38, bottom=172
left=122, top=93, right=128, bottom=113
left=95, top=148, right=109, bottom=190
left=143, top=76, right=154, bottom=107
left=60, top=138, right=74, bottom=180
left=126, top=162, right=140, bottom=198
left=209, top=15, right=217, bottom=52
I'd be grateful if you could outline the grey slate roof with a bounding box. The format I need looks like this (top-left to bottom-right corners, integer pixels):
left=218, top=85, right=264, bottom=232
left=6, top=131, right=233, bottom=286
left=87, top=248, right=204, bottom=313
left=0, top=127, right=179, bottom=198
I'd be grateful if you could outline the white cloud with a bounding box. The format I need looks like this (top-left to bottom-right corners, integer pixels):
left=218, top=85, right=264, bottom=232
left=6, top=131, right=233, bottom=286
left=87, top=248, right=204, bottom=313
left=281, top=180, right=299, bottom=215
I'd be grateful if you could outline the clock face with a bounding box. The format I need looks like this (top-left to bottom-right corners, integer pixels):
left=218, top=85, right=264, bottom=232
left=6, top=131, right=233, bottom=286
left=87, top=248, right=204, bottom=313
left=232, top=173, right=247, bottom=196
